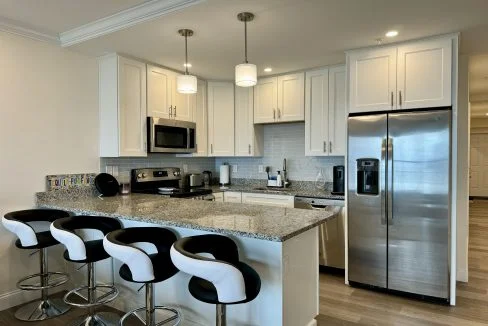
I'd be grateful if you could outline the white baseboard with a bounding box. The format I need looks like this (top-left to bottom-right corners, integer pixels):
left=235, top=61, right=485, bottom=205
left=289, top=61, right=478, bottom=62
left=457, top=268, right=468, bottom=283
left=306, top=319, right=318, bottom=326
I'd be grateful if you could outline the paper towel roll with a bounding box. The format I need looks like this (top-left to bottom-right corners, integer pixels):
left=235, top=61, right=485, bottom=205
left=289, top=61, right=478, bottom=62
left=220, top=164, right=230, bottom=185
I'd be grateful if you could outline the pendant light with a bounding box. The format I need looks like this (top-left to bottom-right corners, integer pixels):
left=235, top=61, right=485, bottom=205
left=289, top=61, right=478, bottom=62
left=177, top=29, right=197, bottom=94
left=235, top=12, right=257, bottom=87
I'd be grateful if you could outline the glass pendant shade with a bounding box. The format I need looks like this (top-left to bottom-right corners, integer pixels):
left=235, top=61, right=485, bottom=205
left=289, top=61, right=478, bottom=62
left=235, top=63, right=257, bottom=87
left=177, top=74, right=197, bottom=94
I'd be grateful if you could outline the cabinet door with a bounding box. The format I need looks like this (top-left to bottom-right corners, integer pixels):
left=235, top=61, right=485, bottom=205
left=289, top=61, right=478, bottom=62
left=147, top=65, right=172, bottom=119
left=173, top=78, right=194, bottom=122
left=208, top=82, right=235, bottom=157
left=118, top=57, right=147, bottom=157
left=397, top=38, right=452, bottom=109
left=241, top=193, right=294, bottom=208
left=277, top=72, right=305, bottom=122
left=193, top=79, right=207, bottom=156
left=348, top=47, right=397, bottom=113
left=328, top=65, right=347, bottom=156
left=254, top=77, right=277, bottom=123
left=235, top=87, right=263, bottom=156
left=305, top=69, right=329, bottom=156
left=224, top=191, right=242, bottom=203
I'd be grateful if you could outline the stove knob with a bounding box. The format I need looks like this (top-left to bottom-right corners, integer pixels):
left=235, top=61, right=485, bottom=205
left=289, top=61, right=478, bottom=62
left=142, top=173, right=147, bottom=178
left=137, top=173, right=143, bottom=178
left=173, top=171, right=180, bottom=176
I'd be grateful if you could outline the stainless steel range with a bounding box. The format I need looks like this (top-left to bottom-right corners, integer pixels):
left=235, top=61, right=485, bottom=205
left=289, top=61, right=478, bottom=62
left=131, top=167, right=213, bottom=200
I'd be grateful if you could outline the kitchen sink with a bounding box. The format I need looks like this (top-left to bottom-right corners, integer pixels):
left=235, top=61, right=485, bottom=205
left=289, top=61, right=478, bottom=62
left=253, top=187, right=289, bottom=192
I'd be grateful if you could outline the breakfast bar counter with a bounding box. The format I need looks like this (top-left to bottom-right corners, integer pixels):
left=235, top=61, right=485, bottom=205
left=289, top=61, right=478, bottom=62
left=36, top=191, right=332, bottom=326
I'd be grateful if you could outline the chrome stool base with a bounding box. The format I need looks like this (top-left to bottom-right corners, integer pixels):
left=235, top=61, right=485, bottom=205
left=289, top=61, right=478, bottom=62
left=120, top=306, right=181, bottom=326
left=14, top=297, right=71, bottom=321
left=67, top=311, right=120, bottom=326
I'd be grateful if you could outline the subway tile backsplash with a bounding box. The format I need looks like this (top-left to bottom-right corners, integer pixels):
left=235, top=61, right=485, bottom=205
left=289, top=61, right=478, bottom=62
left=100, top=123, right=344, bottom=182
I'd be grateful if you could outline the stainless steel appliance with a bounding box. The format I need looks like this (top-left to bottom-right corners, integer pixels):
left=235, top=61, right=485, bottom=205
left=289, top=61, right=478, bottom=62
left=294, top=196, right=345, bottom=269
left=131, top=168, right=213, bottom=200
left=347, top=109, right=451, bottom=300
left=332, top=165, right=345, bottom=195
left=147, top=117, right=196, bottom=153
left=187, top=173, right=203, bottom=188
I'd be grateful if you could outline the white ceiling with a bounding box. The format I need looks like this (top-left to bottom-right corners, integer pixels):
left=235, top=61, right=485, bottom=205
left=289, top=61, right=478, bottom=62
left=0, top=0, right=148, bottom=34
left=2, top=0, right=488, bottom=113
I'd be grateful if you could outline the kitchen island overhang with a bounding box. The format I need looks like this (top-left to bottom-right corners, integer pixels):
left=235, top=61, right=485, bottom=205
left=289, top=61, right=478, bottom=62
left=37, top=193, right=334, bottom=326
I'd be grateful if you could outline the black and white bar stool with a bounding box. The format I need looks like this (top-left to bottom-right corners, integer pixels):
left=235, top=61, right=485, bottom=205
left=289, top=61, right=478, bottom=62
left=50, top=215, right=122, bottom=326
left=170, top=235, right=261, bottom=326
left=103, top=227, right=181, bottom=326
left=2, top=209, right=71, bottom=321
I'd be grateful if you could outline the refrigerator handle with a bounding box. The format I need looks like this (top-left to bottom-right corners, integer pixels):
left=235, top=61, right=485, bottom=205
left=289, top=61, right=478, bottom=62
left=380, top=138, right=387, bottom=225
left=387, top=137, right=394, bottom=225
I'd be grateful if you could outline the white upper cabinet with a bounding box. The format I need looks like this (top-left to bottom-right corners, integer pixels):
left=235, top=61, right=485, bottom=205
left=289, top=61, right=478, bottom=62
left=328, top=66, right=347, bottom=156
left=305, top=68, right=329, bottom=156
left=146, top=64, right=193, bottom=122
left=147, top=65, right=172, bottom=118
left=254, top=72, right=305, bottom=124
left=235, top=87, right=263, bottom=157
left=347, top=35, right=453, bottom=113
left=277, top=72, right=305, bottom=122
left=193, top=79, right=208, bottom=157
left=397, top=38, right=452, bottom=109
left=99, top=54, right=147, bottom=157
left=348, top=47, right=397, bottom=113
left=305, top=66, right=346, bottom=157
left=254, top=77, right=277, bottom=123
left=208, top=82, right=235, bottom=157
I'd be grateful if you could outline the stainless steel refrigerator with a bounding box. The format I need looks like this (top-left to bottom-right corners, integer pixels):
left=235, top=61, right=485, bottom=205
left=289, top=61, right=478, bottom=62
left=347, top=109, right=451, bottom=300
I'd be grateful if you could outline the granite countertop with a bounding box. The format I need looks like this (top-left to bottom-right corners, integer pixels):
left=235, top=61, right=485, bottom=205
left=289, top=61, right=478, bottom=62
left=36, top=192, right=336, bottom=242
left=209, top=180, right=345, bottom=200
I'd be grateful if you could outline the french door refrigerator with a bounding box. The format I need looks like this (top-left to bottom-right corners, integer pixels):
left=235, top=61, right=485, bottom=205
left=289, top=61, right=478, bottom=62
left=347, top=109, right=451, bottom=300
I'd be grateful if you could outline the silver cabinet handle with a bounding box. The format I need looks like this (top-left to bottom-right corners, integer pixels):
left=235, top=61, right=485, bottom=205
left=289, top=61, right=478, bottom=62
left=211, top=144, right=213, bottom=154
left=169, top=105, right=173, bottom=117
left=273, top=109, right=276, bottom=120
left=329, top=141, right=332, bottom=153
left=248, top=144, right=251, bottom=155
left=399, top=90, right=402, bottom=107
left=323, top=141, right=327, bottom=153
left=174, top=106, right=176, bottom=117
left=391, top=92, right=394, bottom=109
left=277, top=108, right=281, bottom=119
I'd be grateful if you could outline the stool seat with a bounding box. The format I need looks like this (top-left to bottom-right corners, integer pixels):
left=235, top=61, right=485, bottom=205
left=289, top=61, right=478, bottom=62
left=189, top=261, right=261, bottom=305
left=15, top=230, right=58, bottom=250
left=63, top=239, right=110, bottom=263
left=119, top=252, right=178, bottom=283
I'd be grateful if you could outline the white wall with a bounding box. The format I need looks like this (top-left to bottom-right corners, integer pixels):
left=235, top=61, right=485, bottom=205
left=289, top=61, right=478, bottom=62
left=0, top=31, right=99, bottom=309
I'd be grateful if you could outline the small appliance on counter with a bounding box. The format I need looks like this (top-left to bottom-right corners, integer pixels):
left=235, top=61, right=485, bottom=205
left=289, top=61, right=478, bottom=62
left=186, top=173, right=203, bottom=188
left=131, top=167, right=213, bottom=200
left=94, top=173, right=119, bottom=197
left=202, top=171, right=212, bottom=186
left=332, top=165, right=345, bottom=195
left=219, top=164, right=230, bottom=189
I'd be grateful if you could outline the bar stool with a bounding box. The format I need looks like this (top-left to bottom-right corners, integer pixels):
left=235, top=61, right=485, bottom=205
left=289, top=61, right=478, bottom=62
left=50, top=215, right=122, bottom=326
left=2, top=209, right=71, bottom=321
left=170, top=235, right=261, bottom=326
left=103, top=227, right=181, bottom=326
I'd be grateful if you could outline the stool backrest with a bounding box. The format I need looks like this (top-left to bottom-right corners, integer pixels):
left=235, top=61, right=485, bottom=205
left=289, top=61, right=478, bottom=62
left=170, top=235, right=247, bottom=303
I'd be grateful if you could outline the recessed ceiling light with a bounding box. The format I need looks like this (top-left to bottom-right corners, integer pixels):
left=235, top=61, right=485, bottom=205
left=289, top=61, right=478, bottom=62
left=485, top=113, right=488, bottom=116
left=183, top=63, right=192, bottom=68
left=264, top=67, right=272, bottom=72
left=386, top=30, right=398, bottom=38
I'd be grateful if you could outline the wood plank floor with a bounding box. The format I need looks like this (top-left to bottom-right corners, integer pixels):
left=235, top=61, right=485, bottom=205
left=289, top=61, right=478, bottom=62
left=317, top=200, right=488, bottom=326
left=1, top=201, right=487, bottom=325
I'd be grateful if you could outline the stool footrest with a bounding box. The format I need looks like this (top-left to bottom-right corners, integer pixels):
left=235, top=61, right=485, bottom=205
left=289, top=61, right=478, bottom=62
left=64, top=284, right=119, bottom=308
left=17, top=272, right=69, bottom=291
left=120, top=306, right=181, bottom=326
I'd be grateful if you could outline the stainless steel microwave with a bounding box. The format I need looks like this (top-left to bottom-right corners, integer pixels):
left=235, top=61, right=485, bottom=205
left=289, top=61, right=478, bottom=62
left=147, top=117, right=196, bottom=153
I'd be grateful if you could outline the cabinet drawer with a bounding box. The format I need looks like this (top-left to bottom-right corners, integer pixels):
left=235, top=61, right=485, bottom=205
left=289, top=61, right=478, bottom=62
left=241, top=192, right=294, bottom=208
left=224, top=192, right=242, bottom=203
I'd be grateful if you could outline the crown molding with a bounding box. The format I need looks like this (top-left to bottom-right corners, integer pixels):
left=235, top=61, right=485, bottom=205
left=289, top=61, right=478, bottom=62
left=0, top=17, right=59, bottom=44
left=59, top=0, right=204, bottom=47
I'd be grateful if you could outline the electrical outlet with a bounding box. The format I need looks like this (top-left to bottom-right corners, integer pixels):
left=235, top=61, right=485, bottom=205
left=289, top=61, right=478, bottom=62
left=258, top=165, right=264, bottom=173
left=232, top=165, right=238, bottom=173
left=183, top=164, right=188, bottom=173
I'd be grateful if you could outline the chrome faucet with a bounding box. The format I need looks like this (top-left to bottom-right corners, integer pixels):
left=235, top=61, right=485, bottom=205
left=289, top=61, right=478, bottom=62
left=283, top=159, right=289, bottom=188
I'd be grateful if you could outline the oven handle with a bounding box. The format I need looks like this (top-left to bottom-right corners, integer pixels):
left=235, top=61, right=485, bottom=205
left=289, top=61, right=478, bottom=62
left=187, top=128, right=191, bottom=149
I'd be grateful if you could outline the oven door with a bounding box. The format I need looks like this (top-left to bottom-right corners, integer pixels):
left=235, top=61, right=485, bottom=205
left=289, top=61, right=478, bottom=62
left=148, top=117, right=196, bottom=153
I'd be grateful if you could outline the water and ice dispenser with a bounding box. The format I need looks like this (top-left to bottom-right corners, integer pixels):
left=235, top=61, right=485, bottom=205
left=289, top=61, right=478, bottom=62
left=356, top=159, right=379, bottom=195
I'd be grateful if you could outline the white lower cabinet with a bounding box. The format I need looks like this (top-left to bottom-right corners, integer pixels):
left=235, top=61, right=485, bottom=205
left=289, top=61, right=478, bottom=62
left=223, top=192, right=242, bottom=203
left=213, top=192, right=224, bottom=202
left=241, top=192, right=294, bottom=208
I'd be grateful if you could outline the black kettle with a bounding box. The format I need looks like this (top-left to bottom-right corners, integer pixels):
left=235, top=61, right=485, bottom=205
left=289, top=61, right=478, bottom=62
left=202, top=171, right=212, bottom=186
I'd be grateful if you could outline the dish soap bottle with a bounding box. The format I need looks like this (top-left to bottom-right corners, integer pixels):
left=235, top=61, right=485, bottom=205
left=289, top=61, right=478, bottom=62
left=277, top=171, right=282, bottom=187
left=315, top=169, right=326, bottom=189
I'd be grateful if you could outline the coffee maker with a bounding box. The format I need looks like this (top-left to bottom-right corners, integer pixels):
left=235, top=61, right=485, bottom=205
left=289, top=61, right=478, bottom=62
left=332, top=165, right=345, bottom=195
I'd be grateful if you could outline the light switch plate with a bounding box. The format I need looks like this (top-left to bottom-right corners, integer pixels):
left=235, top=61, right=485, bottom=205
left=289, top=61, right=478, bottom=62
left=112, top=166, right=119, bottom=177
left=232, top=165, right=238, bottom=173
left=105, top=165, right=113, bottom=175
left=258, top=165, right=264, bottom=173
left=183, top=164, right=188, bottom=173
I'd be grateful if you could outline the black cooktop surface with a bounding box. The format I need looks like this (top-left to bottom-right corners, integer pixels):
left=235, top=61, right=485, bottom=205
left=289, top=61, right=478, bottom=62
left=133, top=187, right=212, bottom=198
